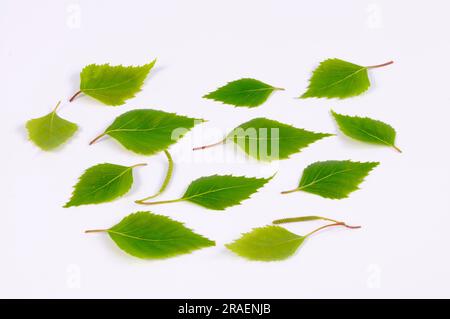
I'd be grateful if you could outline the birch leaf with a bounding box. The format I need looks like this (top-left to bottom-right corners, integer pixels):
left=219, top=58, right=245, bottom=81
left=70, top=60, right=156, bottom=106
left=331, top=110, right=401, bottom=152
left=226, top=226, right=305, bottom=261
left=194, top=118, right=332, bottom=162
left=90, top=109, right=203, bottom=155
left=86, top=212, right=215, bottom=259
left=26, top=102, right=78, bottom=151
left=138, top=175, right=272, bottom=210
left=64, top=163, right=146, bottom=207
left=227, top=118, right=332, bottom=161
left=203, top=78, right=284, bottom=107
left=282, top=160, right=379, bottom=199
left=300, top=59, right=393, bottom=99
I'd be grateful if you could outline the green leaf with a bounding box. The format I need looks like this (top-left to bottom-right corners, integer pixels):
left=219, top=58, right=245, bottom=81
left=331, top=110, right=401, bottom=152
left=73, top=60, right=156, bottom=106
left=86, top=212, right=215, bottom=259
left=300, top=59, right=393, bottom=99
left=227, top=118, right=333, bottom=161
left=90, top=109, right=203, bottom=155
left=226, top=226, right=305, bottom=261
left=203, top=78, right=284, bottom=107
left=282, top=160, right=379, bottom=199
left=26, top=101, right=78, bottom=151
left=64, top=163, right=146, bottom=207
left=138, top=175, right=272, bottom=210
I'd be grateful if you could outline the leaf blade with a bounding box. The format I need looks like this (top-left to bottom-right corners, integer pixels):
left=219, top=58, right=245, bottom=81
left=227, top=117, right=333, bottom=161
left=203, top=78, right=282, bottom=107
left=226, top=226, right=305, bottom=261
left=79, top=60, right=156, bottom=106
left=331, top=110, right=399, bottom=151
left=300, top=59, right=370, bottom=99
left=26, top=106, right=78, bottom=151
left=100, top=109, right=202, bottom=155
left=106, top=212, right=215, bottom=259
left=181, top=175, right=272, bottom=210
left=290, top=160, right=379, bottom=199
left=64, top=163, right=141, bottom=207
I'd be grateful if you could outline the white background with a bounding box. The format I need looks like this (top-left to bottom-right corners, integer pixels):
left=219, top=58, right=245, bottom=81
left=1, top=0, right=450, bottom=298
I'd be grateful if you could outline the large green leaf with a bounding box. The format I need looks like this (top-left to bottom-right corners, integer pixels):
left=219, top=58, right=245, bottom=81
left=227, top=118, right=333, bottom=161
left=72, top=60, right=156, bottom=106
left=64, top=163, right=146, bottom=207
left=138, top=175, right=272, bottom=210
left=90, top=109, right=202, bottom=155
left=26, top=102, right=78, bottom=151
left=226, top=226, right=305, bottom=261
left=194, top=118, right=332, bottom=161
left=203, top=78, right=284, bottom=107
left=86, top=212, right=215, bottom=259
left=282, top=160, right=379, bottom=199
left=300, top=59, right=393, bottom=99
left=331, top=110, right=401, bottom=152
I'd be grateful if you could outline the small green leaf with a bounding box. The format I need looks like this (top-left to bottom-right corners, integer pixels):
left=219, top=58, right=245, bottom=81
left=227, top=118, right=333, bottom=161
left=72, top=60, right=156, bottom=106
left=86, top=212, right=215, bottom=259
left=138, top=175, right=272, bottom=210
left=331, top=110, right=401, bottom=152
left=300, top=59, right=393, bottom=99
left=194, top=118, right=332, bottom=162
left=226, top=226, right=305, bottom=261
left=203, top=78, right=284, bottom=107
left=64, top=163, right=146, bottom=207
left=90, top=109, right=202, bottom=155
left=26, top=101, right=78, bottom=151
left=282, top=160, right=379, bottom=199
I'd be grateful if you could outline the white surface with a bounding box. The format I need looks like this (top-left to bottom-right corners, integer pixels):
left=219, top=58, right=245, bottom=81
left=2, top=0, right=450, bottom=298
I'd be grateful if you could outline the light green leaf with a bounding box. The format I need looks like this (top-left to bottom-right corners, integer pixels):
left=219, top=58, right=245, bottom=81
left=71, top=60, right=156, bottom=106
left=64, top=163, right=146, bottom=207
left=331, top=110, right=401, bottom=152
left=282, top=160, right=379, bottom=199
left=194, top=118, right=332, bottom=162
left=300, top=59, right=393, bottom=99
left=26, top=101, right=78, bottom=151
left=138, top=175, right=272, bottom=210
left=227, top=118, right=333, bottom=161
left=90, top=109, right=203, bottom=155
left=203, top=78, right=284, bottom=107
left=86, top=211, right=215, bottom=259
left=226, top=226, right=305, bottom=261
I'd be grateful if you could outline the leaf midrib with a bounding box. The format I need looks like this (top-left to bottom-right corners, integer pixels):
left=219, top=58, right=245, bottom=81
left=354, top=126, right=392, bottom=146
left=184, top=182, right=262, bottom=202
left=107, top=229, right=187, bottom=243
left=299, top=167, right=356, bottom=190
